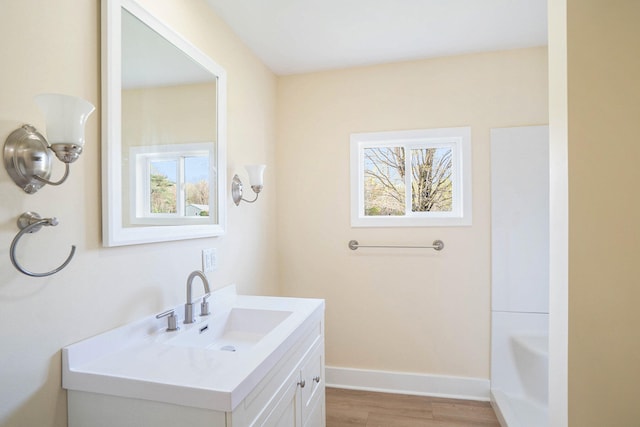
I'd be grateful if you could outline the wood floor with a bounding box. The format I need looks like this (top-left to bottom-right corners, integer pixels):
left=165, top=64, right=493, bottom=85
left=325, top=388, right=501, bottom=427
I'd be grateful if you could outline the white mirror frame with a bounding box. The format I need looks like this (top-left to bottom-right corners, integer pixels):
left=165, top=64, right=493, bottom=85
left=101, top=0, right=227, bottom=246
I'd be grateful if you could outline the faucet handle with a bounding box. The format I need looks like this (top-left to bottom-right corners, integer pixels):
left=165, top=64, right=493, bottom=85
left=156, top=309, right=179, bottom=332
left=200, top=294, right=211, bottom=316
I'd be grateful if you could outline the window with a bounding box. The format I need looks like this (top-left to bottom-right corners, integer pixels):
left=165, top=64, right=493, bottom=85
left=350, top=127, right=472, bottom=227
left=130, top=142, right=215, bottom=225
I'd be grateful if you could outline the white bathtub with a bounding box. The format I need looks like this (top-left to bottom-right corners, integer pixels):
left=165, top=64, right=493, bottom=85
left=491, top=312, right=549, bottom=427
left=511, top=334, right=548, bottom=405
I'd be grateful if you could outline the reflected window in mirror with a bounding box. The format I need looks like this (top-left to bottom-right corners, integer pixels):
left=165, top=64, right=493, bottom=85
left=130, top=142, right=216, bottom=225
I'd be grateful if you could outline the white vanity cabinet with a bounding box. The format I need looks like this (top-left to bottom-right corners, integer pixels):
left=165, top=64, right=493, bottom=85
left=68, top=316, right=324, bottom=427
left=64, top=287, right=325, bottom=427
left=255, top=339, right=325, bottom=427
left=226, top=320, right=325, bottom=427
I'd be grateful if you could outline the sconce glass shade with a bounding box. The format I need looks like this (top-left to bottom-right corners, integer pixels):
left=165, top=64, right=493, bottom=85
left=245, top=164, right=266, bottom=188
left=34, top=93, right=95, bottom=163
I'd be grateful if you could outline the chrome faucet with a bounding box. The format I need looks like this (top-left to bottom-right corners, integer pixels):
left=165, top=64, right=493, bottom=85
left=184, top=270, right=211, bottom=324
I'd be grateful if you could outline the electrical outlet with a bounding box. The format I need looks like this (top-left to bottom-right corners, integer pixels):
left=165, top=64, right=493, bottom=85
left=202, top=248, right=217, bottom=273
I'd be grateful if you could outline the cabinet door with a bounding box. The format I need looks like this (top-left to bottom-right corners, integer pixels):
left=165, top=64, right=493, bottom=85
left=303, top=388, right=325, bottom=427
left=259, top=375, right=299, bottom=427
left=300, top=343, right=324, bottom=426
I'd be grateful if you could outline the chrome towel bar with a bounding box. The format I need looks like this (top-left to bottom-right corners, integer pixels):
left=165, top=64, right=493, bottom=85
left=348, top=239, right=444, bottom=251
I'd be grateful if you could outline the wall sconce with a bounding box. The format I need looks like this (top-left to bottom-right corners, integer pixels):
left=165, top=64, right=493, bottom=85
left=232, top=164, right=266, bottom=205
left=3, top=93, right=95, bottom=194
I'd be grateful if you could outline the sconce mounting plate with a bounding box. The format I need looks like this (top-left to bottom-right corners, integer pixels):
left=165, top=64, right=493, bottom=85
left=231, top=174, right=243, bottom=206
left=3, top=125, right=52, bottom=194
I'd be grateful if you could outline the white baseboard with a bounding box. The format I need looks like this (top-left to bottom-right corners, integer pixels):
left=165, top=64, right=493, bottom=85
left=325, top=366, right=490, bottom=401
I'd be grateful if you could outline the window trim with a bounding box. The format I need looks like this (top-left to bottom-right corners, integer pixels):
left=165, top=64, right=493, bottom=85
left=350, top=127, right=472, bottom=227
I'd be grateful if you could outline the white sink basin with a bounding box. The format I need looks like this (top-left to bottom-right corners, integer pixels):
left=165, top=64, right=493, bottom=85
left=166, top=308, right=293, bottom=351
left=62, top=284, right=324, bottom=412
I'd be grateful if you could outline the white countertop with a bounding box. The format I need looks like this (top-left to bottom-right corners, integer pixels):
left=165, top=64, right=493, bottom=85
left=62, top=285, right=324, bottom=411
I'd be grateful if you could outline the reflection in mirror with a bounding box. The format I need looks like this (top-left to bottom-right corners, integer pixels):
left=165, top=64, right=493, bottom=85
left=102, top=0, right=226, bottom=246
left=121, top=8, right=217, bottom=227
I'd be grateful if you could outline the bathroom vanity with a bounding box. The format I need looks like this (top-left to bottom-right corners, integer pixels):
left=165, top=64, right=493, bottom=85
left=63, top=285, right=325, bottom=426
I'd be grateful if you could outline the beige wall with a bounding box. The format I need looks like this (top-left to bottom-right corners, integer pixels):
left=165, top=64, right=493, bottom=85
left=563, top=0, right=640, bottom=425
left=122, top=83, right=217, bottom=147
left=0, top=1, right=277, bottom=426
left=276, top=48, right=548, bottom=378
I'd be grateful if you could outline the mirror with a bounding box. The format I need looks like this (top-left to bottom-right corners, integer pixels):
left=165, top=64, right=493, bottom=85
left=102, top=0, right=227, bottom=246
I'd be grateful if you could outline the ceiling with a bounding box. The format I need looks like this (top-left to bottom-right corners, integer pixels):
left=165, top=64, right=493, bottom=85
left=205, top=0, right=548, bottom=75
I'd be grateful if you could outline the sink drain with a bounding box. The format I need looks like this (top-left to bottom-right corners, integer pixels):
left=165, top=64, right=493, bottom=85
left=220, top=345, right=236, bottom=352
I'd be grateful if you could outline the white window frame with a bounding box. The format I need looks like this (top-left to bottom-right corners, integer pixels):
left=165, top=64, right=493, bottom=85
left=130, top=142, right=215, bottom=225
left=350, top=127, right=472, bottom=227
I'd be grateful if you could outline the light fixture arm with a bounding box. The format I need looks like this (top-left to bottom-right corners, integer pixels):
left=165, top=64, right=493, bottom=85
left=243, top=189, right=261, bottom=203
left=242, top=192, right=260, bottom=204
left=32, top=162, right=70, bottom=186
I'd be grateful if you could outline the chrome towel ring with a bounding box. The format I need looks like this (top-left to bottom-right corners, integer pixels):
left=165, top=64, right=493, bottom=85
left=10, top=211, right=76, bottom=277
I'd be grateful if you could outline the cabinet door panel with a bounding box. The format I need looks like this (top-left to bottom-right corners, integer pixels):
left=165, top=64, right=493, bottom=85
left=303, top=388, right=325, bottom=427
left=259, top=376, right=299, bottom=427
